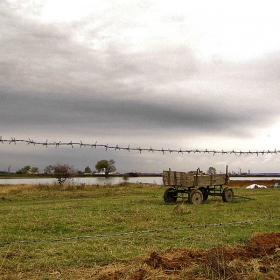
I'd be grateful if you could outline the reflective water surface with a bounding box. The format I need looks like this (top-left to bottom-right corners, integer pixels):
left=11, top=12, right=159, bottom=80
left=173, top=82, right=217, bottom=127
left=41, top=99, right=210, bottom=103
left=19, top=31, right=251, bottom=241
left=0, top=176, right=278, bottom=185
left=0, top=176, right=164, bottom=185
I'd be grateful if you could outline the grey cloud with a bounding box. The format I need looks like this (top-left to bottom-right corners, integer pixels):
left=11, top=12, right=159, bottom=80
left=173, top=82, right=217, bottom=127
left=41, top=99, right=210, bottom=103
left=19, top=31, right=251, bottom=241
left=1, top=1, right=280, bottom=175
left=0, top=4, right=106, bottom=93
left=0, top=1, right=198, bottom=97
left=1, top=88, right=277, bottom=142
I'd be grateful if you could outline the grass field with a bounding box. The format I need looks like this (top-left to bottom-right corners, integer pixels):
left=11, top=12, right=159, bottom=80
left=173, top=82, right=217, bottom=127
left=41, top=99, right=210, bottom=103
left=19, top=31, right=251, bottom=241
left=0, top=180, right=280, bottom=279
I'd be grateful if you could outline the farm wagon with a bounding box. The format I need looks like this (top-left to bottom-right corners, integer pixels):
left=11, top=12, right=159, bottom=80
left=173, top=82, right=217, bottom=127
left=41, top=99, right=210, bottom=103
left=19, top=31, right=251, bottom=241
left=162, top=167, right=233, bottom=205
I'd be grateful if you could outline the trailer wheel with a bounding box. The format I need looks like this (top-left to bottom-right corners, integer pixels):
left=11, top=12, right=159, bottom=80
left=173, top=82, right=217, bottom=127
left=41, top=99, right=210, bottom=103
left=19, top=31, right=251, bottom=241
left=222, top=187, right=234, bottom=202
left=198, top=187, right=208, bottom=201
left=164, top=188, right=178, bottom=203
left=189, top=190, right=203, bottom=205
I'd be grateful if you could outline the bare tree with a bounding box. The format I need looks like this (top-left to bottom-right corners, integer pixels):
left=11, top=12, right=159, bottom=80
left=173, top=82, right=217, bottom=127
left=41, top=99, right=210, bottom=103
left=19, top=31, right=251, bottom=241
left=53, top=163, right=75, bottom=185
left=207, top=167, right=217, bottom=175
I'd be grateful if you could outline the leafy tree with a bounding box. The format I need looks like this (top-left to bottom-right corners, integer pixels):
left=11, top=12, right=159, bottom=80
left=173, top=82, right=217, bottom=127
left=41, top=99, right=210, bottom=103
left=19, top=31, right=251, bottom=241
left=95, top=159, right=116, bottom=177
left=30, top=167, right=38, bottom=173
left=84, top=166, right=92, bottom=173
left=44, top=165, right=53, bottom=174
left=207, top=167, right=217, bottom=175
left=52, top=163, right=75, bottom=185
left=16, top=165, right=38, bottom=174
left=21, top=165, right=31, bottom=174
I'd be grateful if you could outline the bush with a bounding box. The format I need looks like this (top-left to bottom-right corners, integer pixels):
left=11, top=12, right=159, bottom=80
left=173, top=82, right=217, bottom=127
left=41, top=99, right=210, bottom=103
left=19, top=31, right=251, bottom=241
left=52, top=163, right=75, bottom=185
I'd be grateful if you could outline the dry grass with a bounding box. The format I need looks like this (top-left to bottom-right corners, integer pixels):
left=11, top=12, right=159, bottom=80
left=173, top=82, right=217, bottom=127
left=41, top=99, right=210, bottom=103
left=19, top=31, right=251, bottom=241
left=0, top=180, right=280, bottom=279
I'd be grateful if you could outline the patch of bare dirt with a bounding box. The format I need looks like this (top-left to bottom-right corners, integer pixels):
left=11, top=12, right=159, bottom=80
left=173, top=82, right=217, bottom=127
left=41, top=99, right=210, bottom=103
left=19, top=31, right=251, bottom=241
left=96, top=232, right=280, bottom=280
left=2, top=233, right=279, bottom=280
left=142, top=232, right=280, bottom=279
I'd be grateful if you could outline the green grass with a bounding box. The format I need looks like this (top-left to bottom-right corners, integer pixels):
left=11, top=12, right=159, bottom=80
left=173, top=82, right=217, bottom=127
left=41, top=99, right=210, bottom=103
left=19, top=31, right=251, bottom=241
left=0, top=182, right=280, bottom=277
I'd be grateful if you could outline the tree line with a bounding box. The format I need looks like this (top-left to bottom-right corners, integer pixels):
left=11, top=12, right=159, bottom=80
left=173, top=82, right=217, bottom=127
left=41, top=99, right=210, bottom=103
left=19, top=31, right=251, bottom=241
left=14, top=160, right=116, bottom=186
left=16, top=159, right=116, bottom=177
left=14, top=162, right=217, bottom=186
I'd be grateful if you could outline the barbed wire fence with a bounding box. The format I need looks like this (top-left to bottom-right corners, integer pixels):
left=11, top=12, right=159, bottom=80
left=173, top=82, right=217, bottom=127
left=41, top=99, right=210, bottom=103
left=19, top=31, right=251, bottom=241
left=1, top=216, right=279, bottom=246
left=1, top=136, right=279, bottom=247
left=1, top=137, right=279, bottom=155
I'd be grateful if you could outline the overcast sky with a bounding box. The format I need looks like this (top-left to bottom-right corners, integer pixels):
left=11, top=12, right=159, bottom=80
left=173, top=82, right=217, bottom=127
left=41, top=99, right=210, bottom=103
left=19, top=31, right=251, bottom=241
left=1, top=0, right=280, bottom=174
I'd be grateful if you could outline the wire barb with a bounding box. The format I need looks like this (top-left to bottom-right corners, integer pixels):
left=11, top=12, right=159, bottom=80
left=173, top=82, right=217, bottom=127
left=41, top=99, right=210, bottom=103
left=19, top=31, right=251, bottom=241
left=68, top=141, right=74, bottom=148
left=28, top=138, right=35, bottom=145
left=43, top=140, right=48, bottom=148
left=9, top=137, right=16, bottom=145
left=55, top=141, right=61, bottom=147
left=91, top=141, right=97, bottom=149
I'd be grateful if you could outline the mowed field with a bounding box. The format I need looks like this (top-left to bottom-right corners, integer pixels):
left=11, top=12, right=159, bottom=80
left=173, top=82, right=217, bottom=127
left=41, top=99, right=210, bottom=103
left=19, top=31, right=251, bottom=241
left=0, top=180, right=280, bottom=279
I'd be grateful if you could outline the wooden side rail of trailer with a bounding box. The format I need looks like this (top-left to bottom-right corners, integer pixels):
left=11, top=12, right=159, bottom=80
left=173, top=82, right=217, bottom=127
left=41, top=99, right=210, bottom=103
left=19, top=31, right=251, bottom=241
left=162, top=167, right=233, bottom=204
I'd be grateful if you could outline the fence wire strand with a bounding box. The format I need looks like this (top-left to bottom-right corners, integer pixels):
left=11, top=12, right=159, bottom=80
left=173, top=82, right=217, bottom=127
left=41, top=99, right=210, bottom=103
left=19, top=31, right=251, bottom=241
left=0, top=216, right=279, bottom=246
left=1, top=137, right=279, bottom=156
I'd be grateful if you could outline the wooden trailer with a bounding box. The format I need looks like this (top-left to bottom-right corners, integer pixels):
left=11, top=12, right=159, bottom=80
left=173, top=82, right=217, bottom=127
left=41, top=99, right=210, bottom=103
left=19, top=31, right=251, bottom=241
left=162, top=167, right=233, bottom=204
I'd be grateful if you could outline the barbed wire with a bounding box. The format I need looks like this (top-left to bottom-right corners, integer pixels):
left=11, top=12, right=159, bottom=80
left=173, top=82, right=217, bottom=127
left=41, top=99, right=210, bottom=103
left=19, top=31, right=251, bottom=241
left=0, top=137, right=279, bottom=156
left=0, top=216, right=279, bottom=246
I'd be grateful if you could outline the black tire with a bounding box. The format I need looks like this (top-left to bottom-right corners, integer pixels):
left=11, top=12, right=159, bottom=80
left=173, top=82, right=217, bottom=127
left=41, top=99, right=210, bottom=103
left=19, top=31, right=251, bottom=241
left=189, top=189, right=203, bottom=205
left=164, top=188, right=178, bottom=203
left=222, top=187, right=234, bottom=202
left=198, top=187, right=208, bottom=201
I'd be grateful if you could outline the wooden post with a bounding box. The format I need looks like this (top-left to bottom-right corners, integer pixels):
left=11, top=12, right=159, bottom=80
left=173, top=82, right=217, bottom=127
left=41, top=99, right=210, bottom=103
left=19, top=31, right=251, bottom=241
left=225, top=165, right=229, bottom=184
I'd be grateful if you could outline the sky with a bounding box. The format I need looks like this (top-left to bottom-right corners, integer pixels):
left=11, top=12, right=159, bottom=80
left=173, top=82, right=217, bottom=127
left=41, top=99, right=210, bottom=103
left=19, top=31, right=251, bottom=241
left=1, top=0, right=280, bottom=174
